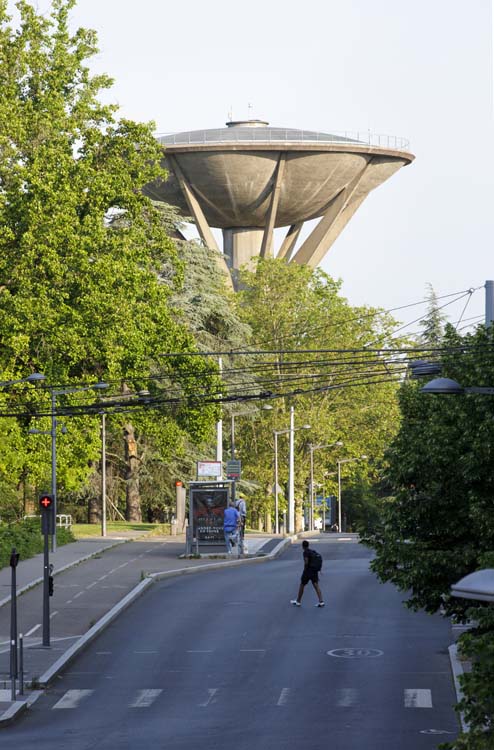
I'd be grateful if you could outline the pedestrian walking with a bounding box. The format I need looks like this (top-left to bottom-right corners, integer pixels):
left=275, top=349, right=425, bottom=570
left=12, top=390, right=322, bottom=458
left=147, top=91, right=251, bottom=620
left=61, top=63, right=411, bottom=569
left=291, top=540, right=324, bottom=607
left=223, top=501, right=240, bottom=555
left=235, top=495, right=247, bottom=555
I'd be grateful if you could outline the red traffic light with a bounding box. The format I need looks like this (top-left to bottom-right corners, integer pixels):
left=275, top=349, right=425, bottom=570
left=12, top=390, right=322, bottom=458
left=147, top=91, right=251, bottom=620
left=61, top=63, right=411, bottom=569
left=39, top=494, right=53, bottom=510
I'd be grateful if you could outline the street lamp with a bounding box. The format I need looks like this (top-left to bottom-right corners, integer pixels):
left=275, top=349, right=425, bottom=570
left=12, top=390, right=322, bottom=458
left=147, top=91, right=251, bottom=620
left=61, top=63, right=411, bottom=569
left=274, top=407, right=310, bottom=535
left=309, top=441, right=343, bottom=531
left=421, top=377, right=494, bottom=396
left=0, top=372, right=46, bottom=387
left=30, top=381, right=109, bottom=551
left=337, top=455, right=367, bottom=533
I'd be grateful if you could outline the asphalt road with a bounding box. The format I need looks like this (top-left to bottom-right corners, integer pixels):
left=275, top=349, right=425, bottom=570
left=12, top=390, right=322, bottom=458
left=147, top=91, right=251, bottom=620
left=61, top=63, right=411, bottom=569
left=4, top=538, right=459, bottom=749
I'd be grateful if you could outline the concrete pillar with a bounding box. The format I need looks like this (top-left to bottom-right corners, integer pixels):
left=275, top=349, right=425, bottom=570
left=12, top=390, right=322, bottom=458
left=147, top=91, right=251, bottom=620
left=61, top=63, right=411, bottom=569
left=223, top=227, right=264, bottom=274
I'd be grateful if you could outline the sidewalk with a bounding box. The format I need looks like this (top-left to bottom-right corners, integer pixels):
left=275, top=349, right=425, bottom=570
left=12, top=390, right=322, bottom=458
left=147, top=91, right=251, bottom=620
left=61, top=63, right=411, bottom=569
left=0, top=530, right=292, bottom=726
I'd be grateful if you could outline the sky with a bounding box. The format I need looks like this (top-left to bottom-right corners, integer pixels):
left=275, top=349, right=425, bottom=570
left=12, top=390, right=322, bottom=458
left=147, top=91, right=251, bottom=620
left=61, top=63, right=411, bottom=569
left=10, top=0, right=494, bottom=330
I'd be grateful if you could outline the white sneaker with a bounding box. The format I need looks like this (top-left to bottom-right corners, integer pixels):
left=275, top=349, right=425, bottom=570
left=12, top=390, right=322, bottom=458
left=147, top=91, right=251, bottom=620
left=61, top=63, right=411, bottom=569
left=315, top=602, right=325, bottom=608
left=290, top=600, right=301, bottom=607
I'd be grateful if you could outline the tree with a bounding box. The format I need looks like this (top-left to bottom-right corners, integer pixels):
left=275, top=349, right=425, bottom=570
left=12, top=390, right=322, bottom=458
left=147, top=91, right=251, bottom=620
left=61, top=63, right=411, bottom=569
left=0, top=0, right=219, bottom=517
left=364, top=324, right=494, bottom=750
left=231, top=258, right=404, bottom=530
left=419, top=283, right=446, bottom=347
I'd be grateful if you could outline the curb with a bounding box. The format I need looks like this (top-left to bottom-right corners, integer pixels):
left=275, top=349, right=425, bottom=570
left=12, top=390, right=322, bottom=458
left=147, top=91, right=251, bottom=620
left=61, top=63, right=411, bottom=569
left=0, top=538, right=129, bottom=610
left=448, top=643, right=468, bottom=732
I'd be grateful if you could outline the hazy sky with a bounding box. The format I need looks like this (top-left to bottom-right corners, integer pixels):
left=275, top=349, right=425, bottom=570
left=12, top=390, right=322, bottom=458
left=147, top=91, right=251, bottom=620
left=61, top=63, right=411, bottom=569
left=11, top=0, right=494, bottom=329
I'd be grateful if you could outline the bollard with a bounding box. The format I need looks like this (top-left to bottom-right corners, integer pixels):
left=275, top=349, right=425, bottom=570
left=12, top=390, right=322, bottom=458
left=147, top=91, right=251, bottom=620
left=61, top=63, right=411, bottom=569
left=18, top=634, right=24, bottom=696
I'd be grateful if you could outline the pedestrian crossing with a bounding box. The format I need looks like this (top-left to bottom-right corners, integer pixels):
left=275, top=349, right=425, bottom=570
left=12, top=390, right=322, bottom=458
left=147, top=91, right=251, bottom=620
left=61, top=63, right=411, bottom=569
left=50, top=687, right=434, bottom=711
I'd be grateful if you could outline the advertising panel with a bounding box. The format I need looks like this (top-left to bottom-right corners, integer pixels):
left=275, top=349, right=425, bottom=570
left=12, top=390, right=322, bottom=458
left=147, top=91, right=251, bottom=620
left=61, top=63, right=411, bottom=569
left=190, top=485, right=229, bottom=543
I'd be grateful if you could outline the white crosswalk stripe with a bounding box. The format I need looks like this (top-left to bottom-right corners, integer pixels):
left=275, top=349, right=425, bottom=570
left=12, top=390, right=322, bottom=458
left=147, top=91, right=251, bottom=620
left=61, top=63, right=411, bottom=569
left=53, top=689, right=94, bottom=709
left=49, top=686, right=436, bottom=710
left=404, top=689, right=433, bottom=708
left=129, top=689, right=163, bottom=708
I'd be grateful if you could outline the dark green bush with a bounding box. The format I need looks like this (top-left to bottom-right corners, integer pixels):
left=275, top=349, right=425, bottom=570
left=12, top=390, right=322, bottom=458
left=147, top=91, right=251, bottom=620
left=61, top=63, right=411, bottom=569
left=0, top=518, right=75, bottom=569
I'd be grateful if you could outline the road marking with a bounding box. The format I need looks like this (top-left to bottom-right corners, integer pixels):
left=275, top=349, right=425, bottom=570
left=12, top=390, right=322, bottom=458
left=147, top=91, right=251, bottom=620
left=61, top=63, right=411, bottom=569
left=404, top=689, right=433, bottom=708
left=49, top=610, right=58, bottom=619
left=199, top=688, right=218, bottom=707
left=130, top=689, right=162, bottom=707
left=86, top=582, right=97, bottom=589
left=116, top=563, right=128, bottom=569
left=134, top=651, right=158, bottom=654
left=96, top=651, right=112, bottom=655
left=98, top=574, right=108, bottom=581
left=277, top=688, right=290, bottom=706
left=327, top=648, right=384, bottom=658
left=25, top=624, right=41, bottom=638
left=336, top=688, right=358, bottom=707
left=240, top=649, right=266, bottom=653
left=73, top=591, right=85, bottom=599
left=53, top=689, right=93, bottom=709
left=187, top=650, right=212, bottom=653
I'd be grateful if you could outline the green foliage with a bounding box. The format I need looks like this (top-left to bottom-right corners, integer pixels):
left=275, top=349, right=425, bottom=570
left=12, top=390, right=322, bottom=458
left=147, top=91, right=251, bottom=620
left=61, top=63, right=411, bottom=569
left=229, top=258, right=404, bottom=527
left=0, top=518, right=74, bottom=569
left=0, top=0, right=220, bottom=517
left=366, top=324, right=494, bottom=617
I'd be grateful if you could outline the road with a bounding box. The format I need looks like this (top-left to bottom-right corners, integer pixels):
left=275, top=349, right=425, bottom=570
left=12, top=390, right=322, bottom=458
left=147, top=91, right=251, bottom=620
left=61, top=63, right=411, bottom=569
left=4, top=537, right=459, bottom=749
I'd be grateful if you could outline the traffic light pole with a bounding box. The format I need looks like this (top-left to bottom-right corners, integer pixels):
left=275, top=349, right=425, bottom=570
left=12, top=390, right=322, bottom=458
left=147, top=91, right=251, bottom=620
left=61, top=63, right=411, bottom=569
left=42, top=525, right=50, bottom=647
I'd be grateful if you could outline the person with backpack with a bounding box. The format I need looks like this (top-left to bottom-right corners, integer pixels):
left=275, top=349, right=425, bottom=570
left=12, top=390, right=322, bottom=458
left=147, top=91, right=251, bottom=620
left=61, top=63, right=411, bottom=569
left=291, top=540, right=325, bottom=607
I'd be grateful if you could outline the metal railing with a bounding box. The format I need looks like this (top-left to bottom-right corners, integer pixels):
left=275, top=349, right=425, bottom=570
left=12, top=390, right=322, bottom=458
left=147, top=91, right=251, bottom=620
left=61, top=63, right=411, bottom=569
left=24, top=513, right=72, bottom=528
left=156, top=128, right=411, bottom=151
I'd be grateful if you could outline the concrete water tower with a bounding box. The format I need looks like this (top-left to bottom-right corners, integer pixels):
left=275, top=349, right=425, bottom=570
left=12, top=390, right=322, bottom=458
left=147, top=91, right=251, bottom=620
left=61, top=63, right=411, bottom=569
left=144, top=120, right=414, bottom=288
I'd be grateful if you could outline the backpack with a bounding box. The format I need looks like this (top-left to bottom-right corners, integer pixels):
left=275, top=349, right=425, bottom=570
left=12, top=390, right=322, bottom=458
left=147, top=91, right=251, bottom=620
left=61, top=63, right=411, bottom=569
left=308, top=549, right=323, bottom=572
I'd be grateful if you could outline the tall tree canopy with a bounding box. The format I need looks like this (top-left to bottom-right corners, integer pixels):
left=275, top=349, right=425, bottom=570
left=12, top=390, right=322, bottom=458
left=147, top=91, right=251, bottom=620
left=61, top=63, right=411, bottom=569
left=226, top=259, right=404, bottom=530
left=0, top=0, right=219, bottom=512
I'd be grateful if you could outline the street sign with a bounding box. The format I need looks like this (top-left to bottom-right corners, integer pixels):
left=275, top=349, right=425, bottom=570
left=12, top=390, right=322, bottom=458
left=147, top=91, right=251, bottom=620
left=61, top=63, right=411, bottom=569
left=226, top=459, right=241, bottom=479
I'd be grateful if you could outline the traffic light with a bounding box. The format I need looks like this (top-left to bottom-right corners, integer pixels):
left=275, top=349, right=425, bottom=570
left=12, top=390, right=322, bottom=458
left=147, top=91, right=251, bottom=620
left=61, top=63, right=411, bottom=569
left=39, top=494, right=55, bottom=535
left=48, top=575, right=54, bottom=596
left=39, top=494, right=53, bottom=511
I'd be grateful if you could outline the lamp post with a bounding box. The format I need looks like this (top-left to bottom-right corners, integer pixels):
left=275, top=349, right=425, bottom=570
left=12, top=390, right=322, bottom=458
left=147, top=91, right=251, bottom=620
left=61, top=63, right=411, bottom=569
left=30, top=381, right=109, bottom=550
left=274, top=409, right=310, bottom=535
left=337, top=455, right=367, bottom=533
left=309, top=442, right=343, bottom=531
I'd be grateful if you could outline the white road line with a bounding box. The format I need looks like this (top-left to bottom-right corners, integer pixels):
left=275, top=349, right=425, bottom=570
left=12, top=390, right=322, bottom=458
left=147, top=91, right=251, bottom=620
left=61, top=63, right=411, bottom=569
left=86, top=582, right=97, bottom=589
left=96, top=651, right=112, bottom=655
left=134, top=651, right=158, bottom=654
left=25, top=624, right=41, bottom=638
left=199, top=688, right=218, bottom=707
left=53, top=689, right=93, bottom=709
left=98, top=574, right=108, bottom=581
left=240, top=649, right=266, bottom=653
left=116, top=563, right=128, bottom=569
left=187, top=650, right=212, bottom=653
left=404, top=689, right=433, bottom=708
left=129, top=689, right=162, bottom=708
left=49, top=610, right=58, bottom=619
left=73, top=591, right=85, bottom=599
left=277, top=688, right=290, bottom=706
left=336, top=688, right=358, bottom=707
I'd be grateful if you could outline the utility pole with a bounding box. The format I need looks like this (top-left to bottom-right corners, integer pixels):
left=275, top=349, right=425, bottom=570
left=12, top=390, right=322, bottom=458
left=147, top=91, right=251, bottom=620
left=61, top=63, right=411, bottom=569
left=486, top=279, right=494, bottom=327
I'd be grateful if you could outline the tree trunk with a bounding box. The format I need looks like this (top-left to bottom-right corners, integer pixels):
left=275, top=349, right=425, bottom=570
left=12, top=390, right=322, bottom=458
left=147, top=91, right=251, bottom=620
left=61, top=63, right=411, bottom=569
left=124, top=422, right=141, bottom=522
